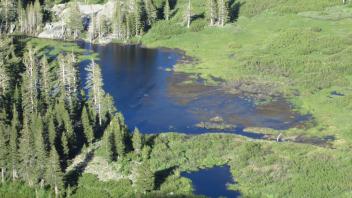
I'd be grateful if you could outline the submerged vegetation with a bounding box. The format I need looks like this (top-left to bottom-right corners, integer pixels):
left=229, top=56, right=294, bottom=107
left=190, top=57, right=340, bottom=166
left=1, top=0, right=352, bottom=197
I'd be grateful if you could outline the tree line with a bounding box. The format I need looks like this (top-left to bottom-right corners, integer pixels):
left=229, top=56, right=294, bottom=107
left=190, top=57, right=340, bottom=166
left=1, top=0, right=236, bottom=40
left=0, top=36, right=149, bottom=197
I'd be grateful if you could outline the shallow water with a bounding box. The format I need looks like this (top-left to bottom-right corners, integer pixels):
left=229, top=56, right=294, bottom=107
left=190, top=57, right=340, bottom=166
left=78, top=41, right=308, bottom=135
left=181, top=166, right=240, bottom=198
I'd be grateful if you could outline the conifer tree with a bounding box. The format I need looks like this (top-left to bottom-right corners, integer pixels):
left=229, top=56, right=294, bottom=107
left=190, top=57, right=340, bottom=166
left=0, top=123, right=9, bottom=183
left=144, top=0, right=157, bottom=26
left=85, top=60, right=105, bottom=126
left=55, top=100, right=75, bottom=154
left=134, top=0, right=143, bottom=35
left=81, top=106, right=94, bottom=145
left=22, top=45, right=39, bottom=116
left=208, top=0, right=217, bottom=26
left=47, top=115, right=56, bottom=149
left=132, top=127, right=143, bottom=154
left=46, top=146, right=63, bottom=198
left=57, top=53, right=80, bottom=113
left=112, top=0, right=123, bottom=38
left=135, top=162, right=155, bottom=193
left=0, top=0, right=17, bottom=32
left=10, top=106, right=20, bottom=181
left=218, top=0, right=228, bottom=27
left=39, top=55, right=51, bottom=108
left=19, top=116, right=36, bottom=186
left=65, top=2, right=83, bottom=39
left=31, top=114, right=47, bottom=187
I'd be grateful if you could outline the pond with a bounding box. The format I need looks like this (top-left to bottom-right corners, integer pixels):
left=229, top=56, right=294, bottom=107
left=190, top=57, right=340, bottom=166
left=181, top=165, right=240, bottom=198
left=78, top=41, right=308, bottom=135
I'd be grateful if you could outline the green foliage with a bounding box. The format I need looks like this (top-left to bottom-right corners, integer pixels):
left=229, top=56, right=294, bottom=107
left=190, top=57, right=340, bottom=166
left=135, top=162, right=155, bottom=193
left=132, top=127, right=143, bottom=154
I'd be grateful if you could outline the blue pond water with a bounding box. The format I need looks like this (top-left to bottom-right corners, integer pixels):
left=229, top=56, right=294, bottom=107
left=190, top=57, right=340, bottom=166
left=77, top=41, right=307, bottom=135
left=181, top=166, right=240, bottom=198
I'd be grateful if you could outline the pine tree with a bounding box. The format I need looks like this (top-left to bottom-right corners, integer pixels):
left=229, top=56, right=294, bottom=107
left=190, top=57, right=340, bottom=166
left=33, top=0, right=43, bottom=33
left=46, top=146, right=64, bottom=198
left=22, top=45, right=39, bottom=116
left=218, top=0, right=228, bottom=27
left=65, top=2, right=83, bottom=39
left=47, top=114, right=56, bottom=149
left=0, top=123, right=9, bottom=183
left=144, top=0, right=157, bottom=26
left=85, top=60, right=105, bottom=126
left=164, top=0, right=170, bottom=20
left=57, top=53, right=80, bottom=113
left=88, top=13, right=96, bottom=42
left=55, top=100, right=75, bottom=154
left=81, top=106, right=94, bottom=145
left=134, top=0, right=143, bottom=35
left=39, top=55, right=51, bottom=108
left=0, top=0, right=17, bottom=32
left=132, top=127, right=143, bottom=154
left=135, top=162, right=155, bottom=193
left=208, top=0, right=217, bottom=26
left=19, top=116, right=36, bottom=186
left=112, top=0, right=123, bottom=38
left=31, top=114, right=47, bottom=187
left=10, top=106, right=20, bottom=181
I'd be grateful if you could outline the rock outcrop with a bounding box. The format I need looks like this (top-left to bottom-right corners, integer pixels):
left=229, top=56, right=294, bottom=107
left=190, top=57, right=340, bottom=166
left=38, top=1, right=116, bottom=40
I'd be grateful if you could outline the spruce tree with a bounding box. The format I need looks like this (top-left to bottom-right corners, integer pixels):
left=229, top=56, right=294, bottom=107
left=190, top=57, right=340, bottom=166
left=132, top=127, right=143, bottom=154
left=57, top=53, right=80, bottom=114
left=65, top=2, right=83, bottom=39
left=47, top=115, right=56, bottom=149
left=46, top=146, right=64, bottom=198
left=85, top=60, right=105, bottom=126
left=218, top=0, right=228, bottom=27
left=0, top=123, right=9, bottom=183
left=31, top=114, right=47, bottom=187
left=208, top=0, right=217, bottom=26
left=10, top=106, right=20, bottom=181
left=144, top=0, right=157, bottom=26
left=81, top=106, right=94, bottom=145
left=22, top=45, right=39, bottom=116
left=135, top=162, right=155, bottom=193
left=19, top=116, right=36, bottom=186
left=39, top=55, right=51, bottom=109
left=0, top=0, right=17, bottom=32
left=134, top=0, right=143, bottom=35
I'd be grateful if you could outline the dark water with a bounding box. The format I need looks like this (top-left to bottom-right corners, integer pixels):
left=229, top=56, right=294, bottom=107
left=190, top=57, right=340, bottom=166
left=78, top=41, right=308, bottom=135
left=181, top=166, right=240, bottom=198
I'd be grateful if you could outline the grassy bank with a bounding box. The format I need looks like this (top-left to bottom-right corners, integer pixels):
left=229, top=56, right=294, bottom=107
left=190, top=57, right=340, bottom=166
left=142, top=1, right=352, bottom=145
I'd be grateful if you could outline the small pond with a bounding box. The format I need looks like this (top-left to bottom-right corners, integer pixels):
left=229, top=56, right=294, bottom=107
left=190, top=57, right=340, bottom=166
left=181, top=165, right=240, bottom=198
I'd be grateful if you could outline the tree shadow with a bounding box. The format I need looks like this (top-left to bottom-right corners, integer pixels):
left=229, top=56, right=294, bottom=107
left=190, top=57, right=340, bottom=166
left=229, top=0, right=245, bottom=22
left=154, top=166, right=178, bottom=190
left=192, top=12, right=205, bottom=21
left=64, top=149, right=95, bottom=190
left=169, top=0, right=178, bottom=10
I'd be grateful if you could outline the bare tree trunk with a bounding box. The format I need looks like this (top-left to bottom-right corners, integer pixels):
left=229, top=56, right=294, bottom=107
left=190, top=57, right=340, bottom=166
left=276, top=133, right=283, bottom=142
left=187, top=0, right=191, bottom=28
left=12, top=168, right=17, bottom=181
left=55, top=185, right=59, bottom=198
left=1, top=167, right=5, bottom=183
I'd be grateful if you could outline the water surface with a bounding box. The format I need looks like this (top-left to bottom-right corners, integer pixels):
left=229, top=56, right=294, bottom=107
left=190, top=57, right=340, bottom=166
left=181, top=166, right=240, bottom=198
left=78, top=42, right=308, bottom=135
